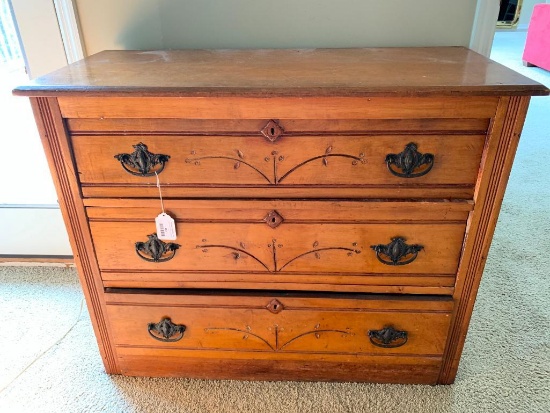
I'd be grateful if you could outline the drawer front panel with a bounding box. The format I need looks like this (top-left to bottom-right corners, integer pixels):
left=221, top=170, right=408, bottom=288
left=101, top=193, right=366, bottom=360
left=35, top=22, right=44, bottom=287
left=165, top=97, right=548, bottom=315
left=73, top=135, right=485, bottom=195
left=90, top=221, right=465, bottom=275
left=89, top=200, right=469, bottom=292
left=105, top=292, right=453, bottom=357
left=59, top=96, right=499, bottom=119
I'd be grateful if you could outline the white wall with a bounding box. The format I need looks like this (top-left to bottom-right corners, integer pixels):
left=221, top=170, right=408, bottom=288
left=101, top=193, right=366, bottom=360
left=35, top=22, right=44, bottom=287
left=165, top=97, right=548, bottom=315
left=75, top=0, right=478, bottom=55
left=0, top=208, right=72, bottom=255
left=518, top=0, right=547, bottom=28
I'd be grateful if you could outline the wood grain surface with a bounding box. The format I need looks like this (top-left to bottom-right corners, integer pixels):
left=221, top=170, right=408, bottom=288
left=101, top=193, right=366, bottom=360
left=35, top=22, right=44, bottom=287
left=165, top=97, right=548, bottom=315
left=57, top=96, right=501, bottom=120
left=13, top=48, right=549, bottom=97
left=107, top=291, right=451, bottom=383
left=106, top=292, right=452, bottom=356
left=17, top=48, right=548, bottom=384
left=72, top=134, right=486, bottom=189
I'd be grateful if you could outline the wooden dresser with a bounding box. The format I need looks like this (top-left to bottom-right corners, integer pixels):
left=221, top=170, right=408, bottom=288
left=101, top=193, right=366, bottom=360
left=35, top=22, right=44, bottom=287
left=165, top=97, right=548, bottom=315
left=15, top=48, right=548, bottom=384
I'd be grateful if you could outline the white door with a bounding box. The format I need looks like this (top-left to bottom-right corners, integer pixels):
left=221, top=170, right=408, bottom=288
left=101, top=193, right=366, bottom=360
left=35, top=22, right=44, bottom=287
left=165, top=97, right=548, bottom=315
left=0, top=0, right=71, bottom=256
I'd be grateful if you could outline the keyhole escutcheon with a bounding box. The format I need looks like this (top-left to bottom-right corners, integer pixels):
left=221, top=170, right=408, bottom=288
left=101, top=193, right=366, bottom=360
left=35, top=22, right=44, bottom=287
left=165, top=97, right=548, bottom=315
left=261, top=120, right=284, bottom=142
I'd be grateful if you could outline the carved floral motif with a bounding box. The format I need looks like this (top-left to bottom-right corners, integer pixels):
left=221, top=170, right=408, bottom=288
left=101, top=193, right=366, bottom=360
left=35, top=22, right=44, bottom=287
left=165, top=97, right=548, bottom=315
left=197, top=239, right=361, bottom=272
left=185, top=146, right=366, bottom=184
left=205, top=323, right=352, bottom=351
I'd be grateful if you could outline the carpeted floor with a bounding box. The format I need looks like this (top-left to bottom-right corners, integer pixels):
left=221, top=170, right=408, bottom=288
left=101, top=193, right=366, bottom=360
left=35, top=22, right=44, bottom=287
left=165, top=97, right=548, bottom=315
left=0, top=31, right=549, bottom=412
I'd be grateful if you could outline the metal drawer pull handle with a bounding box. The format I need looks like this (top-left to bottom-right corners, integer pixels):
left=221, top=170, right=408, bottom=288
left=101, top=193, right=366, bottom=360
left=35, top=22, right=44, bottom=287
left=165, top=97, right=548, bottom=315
left=368, top=326, right=408, bottom=348
left=370, top=237, right=423, bottom=266
left=135, top=233, right=180, bottom=262
left=148, top=317, right=186, bottom=342
left=385, top=142, right=434, bottom=178
left=114, top=142, right=170, bottom=177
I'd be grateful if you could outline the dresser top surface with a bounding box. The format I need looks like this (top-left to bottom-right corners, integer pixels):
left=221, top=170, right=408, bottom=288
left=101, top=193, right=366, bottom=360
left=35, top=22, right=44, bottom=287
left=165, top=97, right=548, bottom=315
left=14, top=47, right=549, bottom=97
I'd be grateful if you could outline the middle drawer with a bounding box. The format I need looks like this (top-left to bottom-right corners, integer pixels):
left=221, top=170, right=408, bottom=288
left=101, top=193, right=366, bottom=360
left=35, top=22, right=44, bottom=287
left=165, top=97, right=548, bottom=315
left=87, top=200, right=471, bottom=294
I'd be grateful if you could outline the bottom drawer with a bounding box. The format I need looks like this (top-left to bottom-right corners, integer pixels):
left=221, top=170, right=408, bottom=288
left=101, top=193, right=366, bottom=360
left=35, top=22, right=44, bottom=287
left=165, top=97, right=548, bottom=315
left=105, top=291, right=453, bottom=383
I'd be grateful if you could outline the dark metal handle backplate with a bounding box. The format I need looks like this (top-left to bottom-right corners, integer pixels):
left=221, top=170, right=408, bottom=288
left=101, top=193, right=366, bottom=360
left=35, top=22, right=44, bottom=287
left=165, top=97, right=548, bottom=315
left=370, top=237, right=423, bottom=266
left=135, top=233, right=180, bottom=263
left=368, top=326, right=408, bottom=348
left=385, top=142, right=434, bottom=178
left=114, top=142, right=170, bottom=177
left=148, top=317, right=186, bottom=342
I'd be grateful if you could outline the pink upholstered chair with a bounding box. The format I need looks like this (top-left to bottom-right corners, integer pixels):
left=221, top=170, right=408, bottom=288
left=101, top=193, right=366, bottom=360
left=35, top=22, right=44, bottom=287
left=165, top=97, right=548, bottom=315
left=522, top=4, right=550, bottom=71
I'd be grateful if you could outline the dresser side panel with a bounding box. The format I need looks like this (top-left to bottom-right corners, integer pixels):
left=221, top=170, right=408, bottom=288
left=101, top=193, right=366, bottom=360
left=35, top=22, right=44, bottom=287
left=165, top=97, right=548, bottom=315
left=439, top=95, right=531, bottom=384
left=29, top=97, right=119, bottom=374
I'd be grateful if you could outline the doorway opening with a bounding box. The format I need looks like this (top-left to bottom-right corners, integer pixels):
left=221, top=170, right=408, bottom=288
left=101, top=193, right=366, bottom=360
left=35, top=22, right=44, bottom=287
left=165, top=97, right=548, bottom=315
left=0, top=0, right=58, bottom=205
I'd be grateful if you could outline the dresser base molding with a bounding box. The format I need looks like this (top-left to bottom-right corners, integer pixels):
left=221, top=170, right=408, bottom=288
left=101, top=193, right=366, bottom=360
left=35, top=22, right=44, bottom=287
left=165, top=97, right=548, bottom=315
left=116, top=352, right=443, bottom=384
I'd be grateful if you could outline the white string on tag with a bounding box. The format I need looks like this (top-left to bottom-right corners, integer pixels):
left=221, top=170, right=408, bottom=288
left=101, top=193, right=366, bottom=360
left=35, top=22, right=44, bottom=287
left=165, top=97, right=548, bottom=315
left=154, top=172, right=177, bottom=240
left=155, top=171, right=165, bottom=214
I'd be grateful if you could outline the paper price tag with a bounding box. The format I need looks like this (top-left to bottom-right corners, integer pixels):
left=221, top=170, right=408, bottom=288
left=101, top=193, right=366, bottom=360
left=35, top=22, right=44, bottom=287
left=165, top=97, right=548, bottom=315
left=155, top=213, right=177, bottom=240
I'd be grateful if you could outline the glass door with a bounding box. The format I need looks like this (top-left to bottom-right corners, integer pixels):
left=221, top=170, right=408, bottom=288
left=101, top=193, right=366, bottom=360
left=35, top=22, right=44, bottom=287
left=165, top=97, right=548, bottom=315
left=0, top=0, right=71, bottom=257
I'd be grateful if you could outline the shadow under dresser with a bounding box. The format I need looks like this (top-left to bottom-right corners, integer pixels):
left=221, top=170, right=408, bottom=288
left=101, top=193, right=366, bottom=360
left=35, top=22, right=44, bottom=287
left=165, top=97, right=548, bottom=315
left=14, top=48, right=549, bottom=384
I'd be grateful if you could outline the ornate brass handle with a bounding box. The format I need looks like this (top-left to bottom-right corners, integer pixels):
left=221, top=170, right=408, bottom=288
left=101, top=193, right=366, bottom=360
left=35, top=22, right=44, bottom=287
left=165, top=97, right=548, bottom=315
left=368, top=326, right=408, bottom=348
left=135, top=233, right=180, bottom=263
left=370, top=237, right=423, bottom=266
left=114, top=142, right=170, bottom=177
left=148, top=318, right=186, bottom=342
left=385, top=142, right=434, bottom=178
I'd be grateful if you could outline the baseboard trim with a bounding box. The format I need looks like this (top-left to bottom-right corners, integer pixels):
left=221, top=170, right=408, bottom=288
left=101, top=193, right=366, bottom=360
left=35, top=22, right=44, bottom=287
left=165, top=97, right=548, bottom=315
left=0, top=255, right=74, bottom=266
left=0, top=204, right=60, bottom=209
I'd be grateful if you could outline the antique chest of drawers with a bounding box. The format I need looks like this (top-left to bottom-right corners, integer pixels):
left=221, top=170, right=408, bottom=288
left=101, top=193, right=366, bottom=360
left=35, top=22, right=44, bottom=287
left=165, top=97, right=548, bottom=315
left=15, top=48, right=548, bottom=384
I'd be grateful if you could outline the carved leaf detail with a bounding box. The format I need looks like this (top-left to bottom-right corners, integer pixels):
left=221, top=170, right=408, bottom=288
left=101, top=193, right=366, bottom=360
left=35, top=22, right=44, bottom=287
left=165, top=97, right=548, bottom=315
left=313, top=241, right=319, bottom=248
left=315, top=333, right=320, bottom=339
left=315, top=252, right=321, bottom=259
left=234, top=162, right=241, bottom=169
left=240, top=242, right=246, bottom=249
left=325, top=146, right=333, bottom=154
left=315, top=323, right=320, bottom=329
left=323, top=158, right=328, bottom=166
left=237, top=150, right=244, bottom=159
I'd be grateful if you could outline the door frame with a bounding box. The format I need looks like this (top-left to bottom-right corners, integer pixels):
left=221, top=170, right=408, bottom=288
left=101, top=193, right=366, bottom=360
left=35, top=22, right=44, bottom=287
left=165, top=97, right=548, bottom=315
left=470, top=0, right=500, bottom=57
left=52, top=0, right=85, bottom=63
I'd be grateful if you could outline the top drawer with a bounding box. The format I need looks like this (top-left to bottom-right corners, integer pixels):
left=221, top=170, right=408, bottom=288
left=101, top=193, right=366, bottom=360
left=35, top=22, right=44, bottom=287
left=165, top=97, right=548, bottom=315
left=64, top=96, right=495, bottom=199
left=59, top=96, right=498, bottom=120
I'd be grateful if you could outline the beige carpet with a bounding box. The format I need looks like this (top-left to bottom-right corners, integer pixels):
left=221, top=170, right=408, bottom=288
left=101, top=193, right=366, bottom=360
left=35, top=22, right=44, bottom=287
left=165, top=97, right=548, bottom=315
left=0, top=31, right=549, bottom=412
